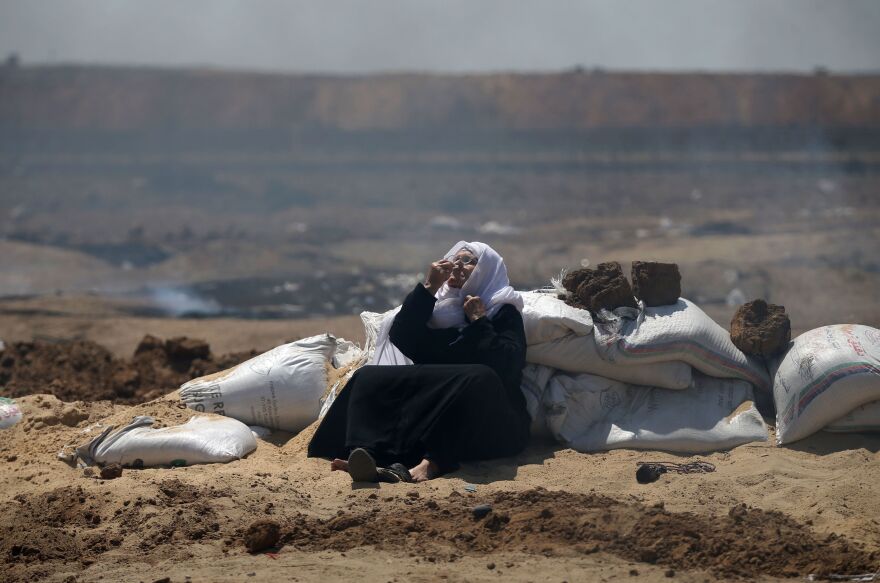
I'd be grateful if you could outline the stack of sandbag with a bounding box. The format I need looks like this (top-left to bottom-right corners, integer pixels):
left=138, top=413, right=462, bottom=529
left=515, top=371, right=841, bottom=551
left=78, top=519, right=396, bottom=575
left=522, top=291, right=694, bottom=389
left=521, top=350, right=767, bottom=453
left=360, top=263, right=770, bottom=453
left=518, top=261, right=770, bottom=453
left=179, top=333, right=338, bottom=433
left=527, top=292, right=770, bottom=392
left=773, top=324, right=880, bottom=444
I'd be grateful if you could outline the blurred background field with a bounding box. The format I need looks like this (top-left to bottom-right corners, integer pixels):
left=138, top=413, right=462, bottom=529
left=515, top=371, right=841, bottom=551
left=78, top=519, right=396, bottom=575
left=2, top=66, right=879, bottom=354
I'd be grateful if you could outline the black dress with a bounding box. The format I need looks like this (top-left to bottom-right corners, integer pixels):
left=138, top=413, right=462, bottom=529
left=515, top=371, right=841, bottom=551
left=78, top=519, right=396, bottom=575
left=308, top=283, right=531, bottom=474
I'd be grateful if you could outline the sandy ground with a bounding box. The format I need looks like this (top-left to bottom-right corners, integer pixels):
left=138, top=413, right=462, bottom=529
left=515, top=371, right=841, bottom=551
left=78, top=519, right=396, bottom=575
left=1, top=293, right=879, bottom=582
left=1, top=384, right=879, bottom=583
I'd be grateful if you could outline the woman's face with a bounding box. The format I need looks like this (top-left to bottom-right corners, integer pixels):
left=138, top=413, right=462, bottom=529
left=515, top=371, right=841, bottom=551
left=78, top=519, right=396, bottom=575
left=447, top=249, right=478, bottom=289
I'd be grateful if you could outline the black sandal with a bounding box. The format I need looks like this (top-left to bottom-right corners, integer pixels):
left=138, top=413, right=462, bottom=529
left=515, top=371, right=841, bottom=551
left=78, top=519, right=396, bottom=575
left=347, top=448, right=379, bottom=482
left=380, top=463, right=413, bottom=483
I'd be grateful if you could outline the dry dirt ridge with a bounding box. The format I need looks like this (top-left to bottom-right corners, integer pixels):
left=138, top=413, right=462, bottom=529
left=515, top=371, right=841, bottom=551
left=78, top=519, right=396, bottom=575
left=0, top=336, right=256, bottom=404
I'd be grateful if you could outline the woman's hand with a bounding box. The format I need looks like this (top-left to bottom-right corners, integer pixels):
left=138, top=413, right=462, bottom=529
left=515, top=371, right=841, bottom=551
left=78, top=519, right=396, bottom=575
left=463, top=295, right=486, bottom=322
left=424, top=259, right=453, bottom=294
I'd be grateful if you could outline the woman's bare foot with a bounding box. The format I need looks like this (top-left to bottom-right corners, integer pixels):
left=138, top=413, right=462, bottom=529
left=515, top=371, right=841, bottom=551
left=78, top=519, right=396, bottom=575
left=409, top=458, right=439, bottom=482
left=330, top=458, right=348, bottom=472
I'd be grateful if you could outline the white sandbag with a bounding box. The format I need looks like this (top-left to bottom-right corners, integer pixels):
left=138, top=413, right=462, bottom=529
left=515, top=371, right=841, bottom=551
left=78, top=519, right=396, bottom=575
left=544, top=371, right=767, bottom=453
left=179, top=334, right=335, bottom=432
left=774, top=325, right=880, bottom=444
left=360, top=307, right=413, bottom=365
left=520, top=363, right=555, bottom=439
left=520, top=291, right=593, bottom=343
left=824, top=399, right=880, bottom=433
left=592, top=299, right=770, bottom=391
left=361, top=308, right=393, bottom=358
left=527, top=334, right=693, bottom=389
left=75, top=415, right=257, bottom=467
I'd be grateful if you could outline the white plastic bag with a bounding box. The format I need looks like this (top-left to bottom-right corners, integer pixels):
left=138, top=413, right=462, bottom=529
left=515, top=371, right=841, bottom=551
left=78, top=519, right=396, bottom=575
left=544, top=371, right=767, bottom=453
left=0, top=397, right=22, bottom=430
left=774, top=325, right=880, bottom=444
left=527, top=334, right=693, bottom=389
left=180, top=334, right=335, bottom=432
left=75, top=415, right=257, bottom=467
left=592, top=299, right=770, bottom=391
left=825, top=399, right=880, bottom=433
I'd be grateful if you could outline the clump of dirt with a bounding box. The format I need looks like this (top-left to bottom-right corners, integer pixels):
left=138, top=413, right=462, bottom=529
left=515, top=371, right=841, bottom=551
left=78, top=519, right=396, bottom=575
left=244, top=519, right=281, bottom=553
left=561, top=262, right=637, bottom=314
left=99, top=463, right=123, bottom=480
left=631, top=261, right=681, bottom=307
left=0, top=336, right=257, bottom=404
left=283, top=488, right=877, bottom=579
left=730, top=299, right=792, bottom=357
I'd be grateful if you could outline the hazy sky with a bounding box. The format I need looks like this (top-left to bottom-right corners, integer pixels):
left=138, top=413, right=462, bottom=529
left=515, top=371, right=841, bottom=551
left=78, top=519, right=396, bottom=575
left=1, top=0, right=878, bottom=74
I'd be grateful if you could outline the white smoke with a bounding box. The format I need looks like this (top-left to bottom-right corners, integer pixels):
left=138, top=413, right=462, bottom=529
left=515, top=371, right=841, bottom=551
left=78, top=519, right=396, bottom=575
left=149, top=285, right=222, bottom=316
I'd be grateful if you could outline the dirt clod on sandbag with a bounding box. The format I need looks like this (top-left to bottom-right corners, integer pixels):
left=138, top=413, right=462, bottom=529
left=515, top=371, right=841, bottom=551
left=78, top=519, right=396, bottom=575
left=730, top=299, right=791, bottom=357
left=631, top=261, right=681, bottom=307
left=244, top=519, right=281, bottom=553
left=562, top=262, right=637, bottom=314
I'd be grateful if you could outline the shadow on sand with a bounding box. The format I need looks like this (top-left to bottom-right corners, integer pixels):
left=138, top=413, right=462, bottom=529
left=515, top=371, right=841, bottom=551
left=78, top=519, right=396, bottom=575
left=452, top=439, right=559, bottom=484
left=784, top=431, right=880, bottom=456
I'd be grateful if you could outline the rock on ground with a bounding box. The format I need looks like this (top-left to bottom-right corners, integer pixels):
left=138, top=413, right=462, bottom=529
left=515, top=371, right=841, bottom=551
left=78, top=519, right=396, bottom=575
left=244, top=519, right=281, bottom=553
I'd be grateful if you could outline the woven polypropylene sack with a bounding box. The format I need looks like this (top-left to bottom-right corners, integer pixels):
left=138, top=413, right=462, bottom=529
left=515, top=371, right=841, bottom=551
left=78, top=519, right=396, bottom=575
left=824, top=399, right=880, bottom=433
left=544, top=371, right=767, bottom=453
left=520, top=291, right=593, bottom=344
left=527, top=334, right=692, bottom=389
left=774, top=325, right=880, bottom=444
left=592, top=299, right=770, bottom=391
left=76, top=415, right=257, bottom=467
left=180, top=334, right=335, bottom=432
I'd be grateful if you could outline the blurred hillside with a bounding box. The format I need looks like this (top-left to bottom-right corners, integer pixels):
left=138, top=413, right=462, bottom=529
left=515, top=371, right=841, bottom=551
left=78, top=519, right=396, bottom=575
left=2, top=66, right=880, bottom=130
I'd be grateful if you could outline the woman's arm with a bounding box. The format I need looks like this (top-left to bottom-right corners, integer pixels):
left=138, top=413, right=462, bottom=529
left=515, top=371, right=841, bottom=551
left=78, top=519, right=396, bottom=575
left=388, top=283, right=456, bottom=362
left=454, top=304, right=527, bottom=379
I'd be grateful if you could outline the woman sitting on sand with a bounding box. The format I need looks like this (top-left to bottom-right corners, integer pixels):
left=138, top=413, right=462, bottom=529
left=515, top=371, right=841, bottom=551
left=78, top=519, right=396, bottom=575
left=308, top=241, right=530, bottom=482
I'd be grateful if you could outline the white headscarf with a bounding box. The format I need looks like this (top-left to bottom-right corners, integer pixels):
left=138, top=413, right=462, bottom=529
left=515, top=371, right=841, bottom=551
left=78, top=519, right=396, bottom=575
left=428, top=241, right=523, bottom=329
left=370, top=241, right=522, bottom=365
